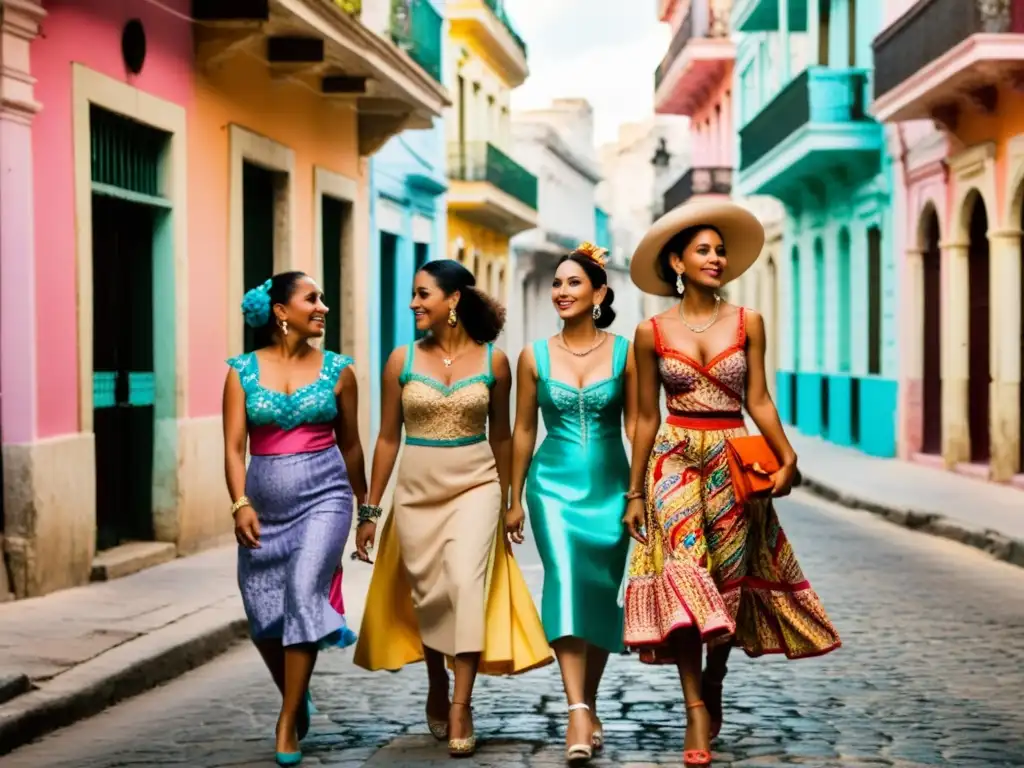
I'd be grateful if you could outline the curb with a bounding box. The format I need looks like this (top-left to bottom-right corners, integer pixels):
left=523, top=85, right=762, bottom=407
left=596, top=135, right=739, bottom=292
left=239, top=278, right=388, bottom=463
left=800, top=474, right=1024, bottom=569
left=0, top=603, right=248, bottom=755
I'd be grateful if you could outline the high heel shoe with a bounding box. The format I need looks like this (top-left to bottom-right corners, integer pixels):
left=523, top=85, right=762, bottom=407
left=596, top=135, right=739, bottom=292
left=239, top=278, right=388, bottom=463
left=448, top=700, right=476, bottom=757
left=682, top=700, right=712, bottom=766
left=275, top=751, right=303, bottom=766
left=566, top=703, right=593, bottom=764
left=591, top=714, right=604, bottom=753
left=427, top=706, right=449, bottom=741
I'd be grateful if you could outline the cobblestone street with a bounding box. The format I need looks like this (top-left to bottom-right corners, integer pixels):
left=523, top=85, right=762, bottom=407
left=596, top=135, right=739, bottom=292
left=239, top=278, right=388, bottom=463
left=6, top=491, right=1024, bottom=768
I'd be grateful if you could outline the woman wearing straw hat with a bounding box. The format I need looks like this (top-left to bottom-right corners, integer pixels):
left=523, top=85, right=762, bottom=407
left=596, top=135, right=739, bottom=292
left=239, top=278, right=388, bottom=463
left=620, top=200, right=840, bottom=766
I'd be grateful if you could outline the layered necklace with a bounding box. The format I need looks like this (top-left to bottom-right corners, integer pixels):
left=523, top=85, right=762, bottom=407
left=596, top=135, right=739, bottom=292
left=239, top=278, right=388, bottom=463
left=679, top=295, right=721, bottom=334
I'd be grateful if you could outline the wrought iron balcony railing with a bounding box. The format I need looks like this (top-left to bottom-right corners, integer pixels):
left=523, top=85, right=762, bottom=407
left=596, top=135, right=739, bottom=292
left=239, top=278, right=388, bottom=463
left=739, top=67, right=870, bottom=171
left=873, top=0, right=1022, bottom=99
left=391, top=0, right=443, bottom=82
left=654, top=4, right=730, bottom=89
left=663, top=166, right=733, bottom=210
left=448, top=142, right=539, bottom=210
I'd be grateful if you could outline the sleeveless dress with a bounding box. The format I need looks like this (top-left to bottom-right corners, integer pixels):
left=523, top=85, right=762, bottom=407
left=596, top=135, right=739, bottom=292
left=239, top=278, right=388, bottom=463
left=227, top=350, right=357, bottom=649
left=525, top=336, right=632, bottom=652
left=623, top=309, right=841, bottom=663
left=354, top=343, right=551, bottom=675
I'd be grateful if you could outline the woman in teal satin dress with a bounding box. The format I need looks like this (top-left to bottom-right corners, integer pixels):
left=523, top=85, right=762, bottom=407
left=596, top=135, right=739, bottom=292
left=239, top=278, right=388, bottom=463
left=507, top=243, right=637, bottom=764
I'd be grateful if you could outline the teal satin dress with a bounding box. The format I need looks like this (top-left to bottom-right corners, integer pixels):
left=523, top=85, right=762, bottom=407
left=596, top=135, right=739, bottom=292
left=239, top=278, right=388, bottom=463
left=525, top=335, right=631, bottom=652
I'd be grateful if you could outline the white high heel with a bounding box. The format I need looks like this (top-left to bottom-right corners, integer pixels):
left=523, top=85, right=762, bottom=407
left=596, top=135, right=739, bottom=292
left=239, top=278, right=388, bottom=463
left=566, top=703, right=593, bottom=764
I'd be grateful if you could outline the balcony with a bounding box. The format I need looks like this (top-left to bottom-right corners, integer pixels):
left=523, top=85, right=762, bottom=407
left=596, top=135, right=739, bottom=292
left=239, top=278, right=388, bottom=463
left=731, top=0, right=807, bottom=32
left=192, top=0, right=449, bottom=155
left=390, top=0, right=443, bottom=83
left=447, top=142, right=539, bottom=235
left=736, top=67, right=883, bottom=200
left=448, top=0, right=529, bottom=87
left=663, top=166, right=733, bottom=211
left=871, top=0, right=1024, bottom=125
left=655, top=5, right=735, bottom=116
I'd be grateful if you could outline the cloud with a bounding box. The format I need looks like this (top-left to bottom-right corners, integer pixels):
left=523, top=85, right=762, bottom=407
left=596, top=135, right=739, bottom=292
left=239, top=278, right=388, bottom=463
left=505, top=1, right=669, bottom=144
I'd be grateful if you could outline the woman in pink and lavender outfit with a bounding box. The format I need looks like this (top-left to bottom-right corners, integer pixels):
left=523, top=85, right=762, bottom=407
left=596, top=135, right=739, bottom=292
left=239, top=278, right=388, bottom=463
left=223, top=271, right=367, bottom=766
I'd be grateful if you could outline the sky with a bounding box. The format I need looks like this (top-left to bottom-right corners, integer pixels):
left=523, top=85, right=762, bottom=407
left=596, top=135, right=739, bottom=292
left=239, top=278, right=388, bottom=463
left=506, top=0, right=669, bottom=146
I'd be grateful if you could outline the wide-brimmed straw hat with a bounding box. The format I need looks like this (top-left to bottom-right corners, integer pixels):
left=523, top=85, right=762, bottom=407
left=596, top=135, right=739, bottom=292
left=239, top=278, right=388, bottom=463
left=630, top=199, right=765, bottom=296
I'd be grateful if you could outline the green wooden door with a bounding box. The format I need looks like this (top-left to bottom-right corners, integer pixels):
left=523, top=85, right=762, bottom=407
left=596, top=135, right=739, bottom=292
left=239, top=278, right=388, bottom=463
left=243, top=162, right=276, bottom=352
left=322, top=196, right=345, bottom=353
left=90, top=107, right=167, bottom=551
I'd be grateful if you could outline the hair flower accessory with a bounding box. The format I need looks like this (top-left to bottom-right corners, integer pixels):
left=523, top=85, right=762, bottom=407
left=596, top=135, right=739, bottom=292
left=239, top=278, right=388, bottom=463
left=241, top=278, right=272, bottom=328
left=574, top=241, right=608, bottom=268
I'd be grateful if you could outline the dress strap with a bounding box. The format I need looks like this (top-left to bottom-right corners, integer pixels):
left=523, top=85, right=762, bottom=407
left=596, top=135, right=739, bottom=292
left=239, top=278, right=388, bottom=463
left=226, top=352, right=259, bottom=395
left=485, top=342, right=495, bottom=385
left=736, top=307, right=747, bottom=347
left=611, top=334, right=629, bottom=378
left=532, top=339, right=551, bottom=380
left=398, top=343, right=415, bottom=386
left=649, top=316, right=665, bottom=355
left=322, top=351, right=354, bottom=388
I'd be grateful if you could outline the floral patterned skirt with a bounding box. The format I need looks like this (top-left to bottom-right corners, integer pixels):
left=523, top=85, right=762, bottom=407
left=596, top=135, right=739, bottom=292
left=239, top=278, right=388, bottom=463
left=622, top=417, right=841, bottom=664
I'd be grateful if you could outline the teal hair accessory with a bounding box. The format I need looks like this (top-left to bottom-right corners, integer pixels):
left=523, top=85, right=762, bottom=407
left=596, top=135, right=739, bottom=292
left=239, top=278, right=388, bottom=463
left=241, top=278, right=273, bottom=328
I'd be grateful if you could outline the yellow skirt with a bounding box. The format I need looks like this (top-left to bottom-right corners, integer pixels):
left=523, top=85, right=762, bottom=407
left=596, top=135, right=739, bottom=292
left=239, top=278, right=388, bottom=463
left=353, top=506, right=553, bottom=676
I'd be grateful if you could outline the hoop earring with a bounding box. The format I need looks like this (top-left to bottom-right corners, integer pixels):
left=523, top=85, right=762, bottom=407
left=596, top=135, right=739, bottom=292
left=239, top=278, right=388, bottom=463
left=280, top=320, right=289, bottom=337
left=592, top=304, right=602, bottom=321
left=447, top=305, right=458, bottom=328
left=675, top=272, right=685, bottom=295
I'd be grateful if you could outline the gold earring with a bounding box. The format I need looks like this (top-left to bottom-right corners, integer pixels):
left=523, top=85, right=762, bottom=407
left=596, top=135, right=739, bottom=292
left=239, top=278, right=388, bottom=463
left=447, top=305, right=458, bottom=328
left=675, top=272, right=685, bottom=295
left=280, top=320, right=289, bottom=336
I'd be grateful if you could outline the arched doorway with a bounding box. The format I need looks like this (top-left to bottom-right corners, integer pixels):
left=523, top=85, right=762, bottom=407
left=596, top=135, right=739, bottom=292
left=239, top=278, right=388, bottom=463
left=967, top=195, right=991, bottom=463
left=813, top=237, right=828, bottom=436
left=790, top=246, right=801, bottom=425
left=920, top=206, right=942, bottom=455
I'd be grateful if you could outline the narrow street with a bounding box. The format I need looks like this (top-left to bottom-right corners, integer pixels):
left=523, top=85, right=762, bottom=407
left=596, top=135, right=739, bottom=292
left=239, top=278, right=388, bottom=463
left=6, top=492, right=1024, bottom=768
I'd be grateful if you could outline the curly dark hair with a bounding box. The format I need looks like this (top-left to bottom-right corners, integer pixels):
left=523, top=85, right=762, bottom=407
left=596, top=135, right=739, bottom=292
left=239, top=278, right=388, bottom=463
left=418, top=259, right=506, bottom=343
left=557, top=251, right=616, bottom=329
left=655, top=225, right=724, bottom=290
left=250, top=271, right=308, bottom=349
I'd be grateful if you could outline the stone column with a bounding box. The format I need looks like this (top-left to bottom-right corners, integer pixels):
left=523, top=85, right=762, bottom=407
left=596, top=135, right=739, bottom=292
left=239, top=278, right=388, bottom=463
left=903, top=248, right=924, bottom=457
left=1, top=1, right=45, bottom=598
left=987, top=228, right=1022, bottom=480
left=939, top=239, right=970, bottom=467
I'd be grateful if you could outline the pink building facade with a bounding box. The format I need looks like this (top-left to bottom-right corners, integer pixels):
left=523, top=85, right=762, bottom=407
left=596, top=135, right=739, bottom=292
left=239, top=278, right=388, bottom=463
left=0, top=0, right=447, bottom=599
left=875, top=0, right=1024, bottom=490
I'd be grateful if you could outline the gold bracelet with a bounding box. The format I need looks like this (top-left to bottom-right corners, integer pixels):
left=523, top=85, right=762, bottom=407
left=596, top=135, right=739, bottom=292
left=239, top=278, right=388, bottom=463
left=624, top=490, right=645, bottom=501
left=231, top=496, right=251, bottom=516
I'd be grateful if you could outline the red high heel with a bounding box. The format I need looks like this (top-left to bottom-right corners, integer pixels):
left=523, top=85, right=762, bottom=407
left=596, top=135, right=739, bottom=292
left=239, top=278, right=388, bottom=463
left=683, top=700, right=713, bottom=766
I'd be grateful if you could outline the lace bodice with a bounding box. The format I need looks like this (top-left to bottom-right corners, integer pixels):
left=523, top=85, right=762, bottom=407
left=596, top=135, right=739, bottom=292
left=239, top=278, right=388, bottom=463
left=227, top=350, right=353, bottom=430
left=652, top=308, right=746, bottom=416
left=399, top=343, right=494, bottom=447
left=534, top=336, right=628, bottom=446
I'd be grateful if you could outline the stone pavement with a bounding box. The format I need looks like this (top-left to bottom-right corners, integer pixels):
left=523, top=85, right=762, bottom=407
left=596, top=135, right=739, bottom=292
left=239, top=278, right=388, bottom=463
left=788, top=432, right=1024, bottom=568
left=5, top=492, right=1024, bottom=767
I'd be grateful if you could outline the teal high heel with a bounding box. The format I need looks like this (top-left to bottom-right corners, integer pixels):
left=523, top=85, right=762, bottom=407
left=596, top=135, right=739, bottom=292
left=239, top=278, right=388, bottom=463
left=275, top=751, right=302, bottom=766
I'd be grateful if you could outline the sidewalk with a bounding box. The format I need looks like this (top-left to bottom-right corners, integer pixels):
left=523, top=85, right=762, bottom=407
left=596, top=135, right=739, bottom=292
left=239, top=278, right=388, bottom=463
left=790, top=432, right=1024, bottom=568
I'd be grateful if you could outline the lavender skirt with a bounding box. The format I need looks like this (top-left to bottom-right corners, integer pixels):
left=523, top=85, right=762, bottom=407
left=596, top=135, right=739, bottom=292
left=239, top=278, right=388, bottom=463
left=239, top=446, right=353, bottom=647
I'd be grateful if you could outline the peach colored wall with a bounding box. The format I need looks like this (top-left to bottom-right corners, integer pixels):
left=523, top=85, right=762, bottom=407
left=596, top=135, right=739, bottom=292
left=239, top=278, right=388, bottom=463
left=689, top=67, right=734, bottom=167
left=32, top=0, right=194, bottom=438
left=188, top=54, right=362, bottom=417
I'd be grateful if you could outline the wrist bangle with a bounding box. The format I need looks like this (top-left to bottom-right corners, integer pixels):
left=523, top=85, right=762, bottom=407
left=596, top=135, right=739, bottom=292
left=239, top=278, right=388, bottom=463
left=231, top=496, right=251, bottom=516
left=624, top=490, right=644, bottom=501
left=358, top=503, right=383, bottom=524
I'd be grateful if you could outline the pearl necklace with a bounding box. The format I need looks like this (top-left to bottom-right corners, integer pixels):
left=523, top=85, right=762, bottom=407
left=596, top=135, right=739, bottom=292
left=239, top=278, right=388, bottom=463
left=678, top=295, right=721, bottom=334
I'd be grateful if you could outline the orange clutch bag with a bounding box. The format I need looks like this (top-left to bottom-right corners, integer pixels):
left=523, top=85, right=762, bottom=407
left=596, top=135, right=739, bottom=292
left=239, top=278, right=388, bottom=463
left=724, top=435, right=780, bottom=506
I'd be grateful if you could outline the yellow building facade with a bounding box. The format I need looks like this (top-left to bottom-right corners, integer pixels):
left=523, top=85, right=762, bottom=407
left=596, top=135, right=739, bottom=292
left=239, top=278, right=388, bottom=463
left=444, top=0, right=538, bottom=304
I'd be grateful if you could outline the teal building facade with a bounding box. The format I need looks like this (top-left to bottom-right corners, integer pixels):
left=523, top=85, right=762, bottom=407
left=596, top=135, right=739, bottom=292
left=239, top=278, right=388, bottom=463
left=732, top=0, right=897, bottom=457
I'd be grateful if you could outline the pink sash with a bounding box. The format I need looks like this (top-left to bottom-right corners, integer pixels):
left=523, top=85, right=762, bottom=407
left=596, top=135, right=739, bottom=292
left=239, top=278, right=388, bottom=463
left=249, top=423, right=336, bottom=456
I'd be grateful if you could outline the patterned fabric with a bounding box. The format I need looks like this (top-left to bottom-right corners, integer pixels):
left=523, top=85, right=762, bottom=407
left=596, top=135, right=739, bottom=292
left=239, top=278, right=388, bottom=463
left=655, top=308, right=746, bottom=415
left=399, top=343, right=494, bottom=447
left=623, top=310, right=841, bottom=663
left=227, top=351, right=353, bottom=430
